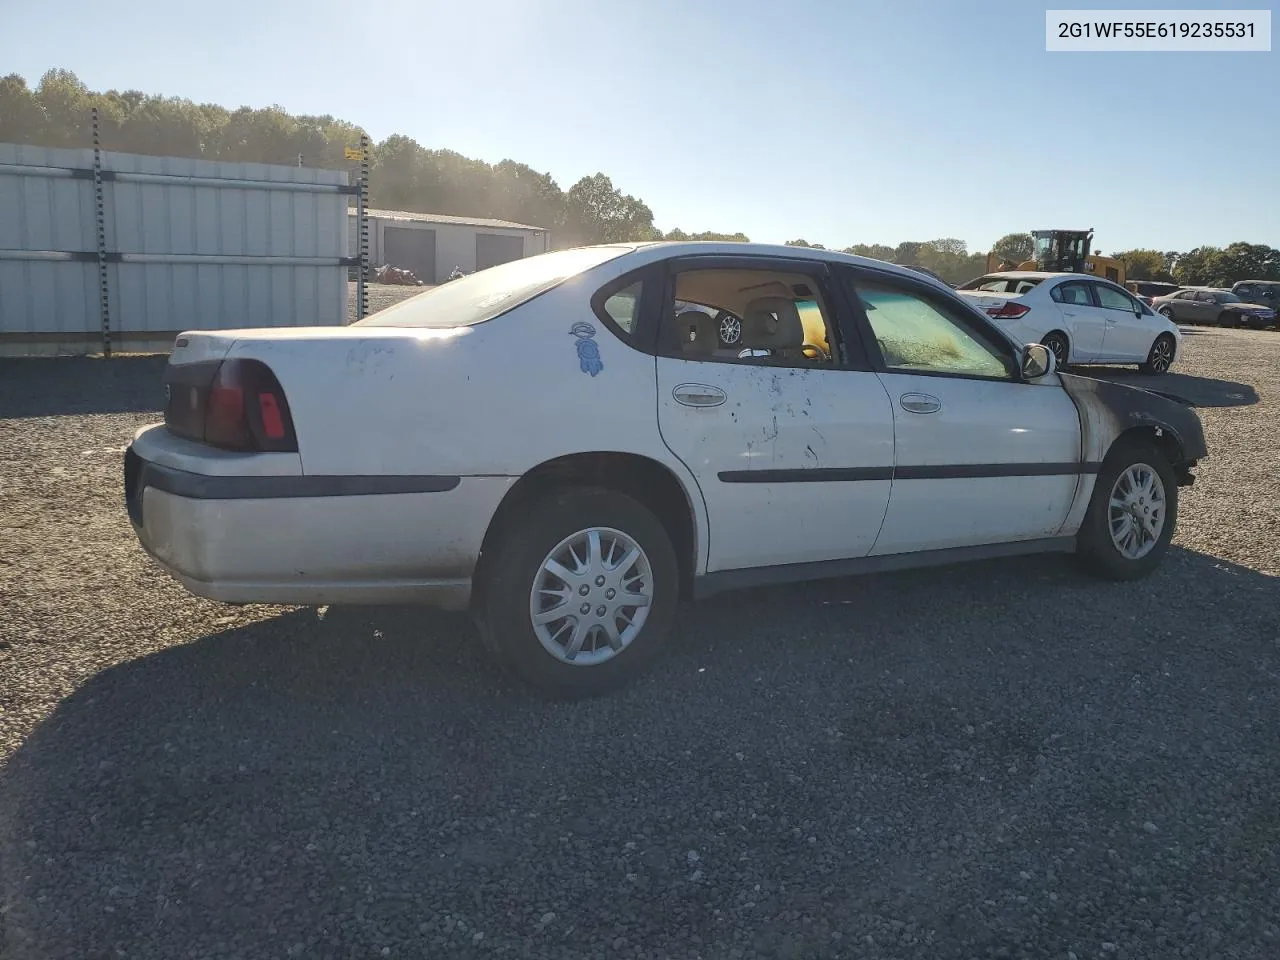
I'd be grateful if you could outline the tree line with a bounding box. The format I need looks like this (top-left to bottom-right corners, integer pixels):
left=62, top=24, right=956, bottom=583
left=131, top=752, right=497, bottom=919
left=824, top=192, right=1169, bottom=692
left=2, top=69, right=1276, bottom=288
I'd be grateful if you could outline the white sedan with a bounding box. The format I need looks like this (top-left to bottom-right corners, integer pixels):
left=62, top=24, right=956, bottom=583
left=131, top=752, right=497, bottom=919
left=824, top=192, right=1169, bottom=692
left=125, top=243, right=1207, bottom=698
left=955, top=271, right=1183, bottom=374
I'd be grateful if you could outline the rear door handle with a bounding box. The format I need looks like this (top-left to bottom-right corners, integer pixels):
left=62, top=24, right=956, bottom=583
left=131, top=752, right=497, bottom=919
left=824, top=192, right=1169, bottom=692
left=672, top=383, right=727, bottom=407
left=900, top=392, right=941, bottom=415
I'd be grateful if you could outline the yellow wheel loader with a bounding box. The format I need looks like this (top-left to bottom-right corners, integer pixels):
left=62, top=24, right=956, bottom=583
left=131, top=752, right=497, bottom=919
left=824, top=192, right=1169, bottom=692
left=987, top=229, right=1127, bottom=284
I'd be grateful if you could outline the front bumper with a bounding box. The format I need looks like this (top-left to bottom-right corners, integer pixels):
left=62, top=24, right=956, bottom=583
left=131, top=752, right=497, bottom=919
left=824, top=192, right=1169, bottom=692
left=124, top=443, right=514, bottom=610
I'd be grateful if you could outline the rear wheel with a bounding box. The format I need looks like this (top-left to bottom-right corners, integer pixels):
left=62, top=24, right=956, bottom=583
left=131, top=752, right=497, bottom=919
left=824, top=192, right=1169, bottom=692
left=477, top=486, right=679, bottom=699
left=1157, top=305, right=1175, bottom=321
left=1041, top=331, right=1069, bottom=368
left=1076, top=437, right=1177, bottom=581
left=1139, top=333, right=1175, bottom=375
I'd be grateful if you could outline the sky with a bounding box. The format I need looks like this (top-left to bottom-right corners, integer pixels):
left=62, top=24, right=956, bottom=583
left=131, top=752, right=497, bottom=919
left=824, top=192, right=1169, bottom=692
left=2, top=0, right=1276, bottom=253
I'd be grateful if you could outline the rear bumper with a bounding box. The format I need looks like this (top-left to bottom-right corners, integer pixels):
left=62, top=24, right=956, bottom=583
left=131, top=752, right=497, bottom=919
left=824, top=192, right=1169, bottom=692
left=124, top=443, right=515, bottom=611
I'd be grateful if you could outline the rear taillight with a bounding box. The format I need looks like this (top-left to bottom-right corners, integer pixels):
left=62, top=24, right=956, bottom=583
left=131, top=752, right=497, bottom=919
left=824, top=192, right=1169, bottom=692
left=164, top=358, right=297, bottom=453
left=204, top=359, right=298, bottom=452
left=986, top=301, right=1031, bottom=320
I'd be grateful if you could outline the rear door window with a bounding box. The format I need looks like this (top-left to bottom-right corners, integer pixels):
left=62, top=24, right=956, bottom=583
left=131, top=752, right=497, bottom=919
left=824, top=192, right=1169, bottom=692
left=1051, top=281, right=1094, bottom=306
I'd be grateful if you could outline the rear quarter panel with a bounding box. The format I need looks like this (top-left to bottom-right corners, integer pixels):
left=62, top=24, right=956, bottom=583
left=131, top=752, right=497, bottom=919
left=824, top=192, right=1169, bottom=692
left=234, top=264, right=683, bottom=482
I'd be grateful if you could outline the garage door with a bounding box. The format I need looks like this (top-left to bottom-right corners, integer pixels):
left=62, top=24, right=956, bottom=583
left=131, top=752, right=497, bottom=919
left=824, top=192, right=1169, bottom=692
left=476, top=233, right=525, bottom=271
left=383, top=226, right=437, bottom=284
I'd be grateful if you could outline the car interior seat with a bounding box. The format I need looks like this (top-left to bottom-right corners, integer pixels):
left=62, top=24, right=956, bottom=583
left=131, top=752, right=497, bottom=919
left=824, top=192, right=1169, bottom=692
left=739, top=297, right=808, bottom=362
left=675, top=310, right=719, bottom=357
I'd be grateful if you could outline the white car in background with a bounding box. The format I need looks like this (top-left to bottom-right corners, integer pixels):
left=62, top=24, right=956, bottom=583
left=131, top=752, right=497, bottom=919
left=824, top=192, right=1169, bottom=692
left=124, top=244, right=1207, bottom=699
left=956, top=271, right=1183, bottom=374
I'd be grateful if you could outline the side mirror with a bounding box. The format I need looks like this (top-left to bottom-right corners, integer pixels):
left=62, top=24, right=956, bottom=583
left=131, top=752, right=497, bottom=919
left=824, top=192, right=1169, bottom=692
left=1021, top=342, right=1056, bottom=380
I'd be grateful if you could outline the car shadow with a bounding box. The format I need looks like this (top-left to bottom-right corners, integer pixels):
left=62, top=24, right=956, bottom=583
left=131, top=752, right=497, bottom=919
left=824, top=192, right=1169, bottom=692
left=0, top=356, right=167, bottom=418
left=3, top=547, right=1279, bottom=956
left=1065, top=365, right=1258, bottom=408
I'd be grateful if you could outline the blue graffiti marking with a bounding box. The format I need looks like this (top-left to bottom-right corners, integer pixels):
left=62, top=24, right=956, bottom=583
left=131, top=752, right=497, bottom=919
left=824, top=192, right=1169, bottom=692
left=569, top=322, right=604, bottom=377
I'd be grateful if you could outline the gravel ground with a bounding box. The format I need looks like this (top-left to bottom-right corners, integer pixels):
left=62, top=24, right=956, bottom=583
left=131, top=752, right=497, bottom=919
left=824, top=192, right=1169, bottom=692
left=346, top=280, right=429, bottom=323
left=1, top=327, right=1278, bottom=959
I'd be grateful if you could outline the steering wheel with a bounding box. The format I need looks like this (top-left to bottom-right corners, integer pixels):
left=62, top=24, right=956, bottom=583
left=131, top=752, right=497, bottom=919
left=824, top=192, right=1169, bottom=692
left=802, top=341, right=831, bottom=362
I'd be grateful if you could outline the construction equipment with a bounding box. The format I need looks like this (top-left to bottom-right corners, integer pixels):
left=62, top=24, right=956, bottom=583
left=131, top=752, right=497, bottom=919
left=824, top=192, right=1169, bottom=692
left=987, top=228, right=1127, bottom=284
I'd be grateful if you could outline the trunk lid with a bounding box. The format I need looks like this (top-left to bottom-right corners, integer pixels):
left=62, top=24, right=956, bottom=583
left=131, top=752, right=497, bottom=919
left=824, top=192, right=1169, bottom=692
left=955, top=290, right=1021, bottom=313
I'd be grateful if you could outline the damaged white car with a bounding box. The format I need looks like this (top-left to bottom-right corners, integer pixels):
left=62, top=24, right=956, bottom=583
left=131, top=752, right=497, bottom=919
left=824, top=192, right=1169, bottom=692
left=125, top=243, right=1207, bottom=698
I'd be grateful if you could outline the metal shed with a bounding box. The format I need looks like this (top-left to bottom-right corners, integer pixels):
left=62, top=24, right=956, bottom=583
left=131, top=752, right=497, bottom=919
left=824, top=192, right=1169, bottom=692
left=351, top=208, right=550, bottom=284
left=0, top=142, right=353, bottom=356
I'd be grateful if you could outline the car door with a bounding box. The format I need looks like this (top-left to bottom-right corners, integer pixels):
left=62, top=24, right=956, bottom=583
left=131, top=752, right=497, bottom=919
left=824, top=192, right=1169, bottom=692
left=838, top=267, right=1083, bottom=556
left=1048, top=279, right=1106, bottom=360
left=1090, top=281, right=1152, bottom=360
left=1191, top=290, right=1222, bottom=323
left=1165, top=289, right=1199, bottom=323
left=653, top=255, right=896, bottom=573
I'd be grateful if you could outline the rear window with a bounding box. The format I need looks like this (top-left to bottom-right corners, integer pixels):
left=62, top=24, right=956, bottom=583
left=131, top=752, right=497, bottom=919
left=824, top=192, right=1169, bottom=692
left=958, top=276, right=1043, bottom=294
left=355, top=246, right=632, bottom=328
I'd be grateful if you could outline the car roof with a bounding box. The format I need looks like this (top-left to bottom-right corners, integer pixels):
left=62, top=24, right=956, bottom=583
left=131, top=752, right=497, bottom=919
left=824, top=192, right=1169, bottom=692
left=620, top=240, right=954, bottom=286
left=977, top=270, right=1078, bottom=281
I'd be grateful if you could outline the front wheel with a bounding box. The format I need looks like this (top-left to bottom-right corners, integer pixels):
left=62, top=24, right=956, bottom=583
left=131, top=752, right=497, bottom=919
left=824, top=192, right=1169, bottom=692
left=1076, top=437, right=1177, bottom=581
left=1217, top=311, right=1239, bottom=328
left=1139, top=334, right=1175, bottom=375
left=477, top=486, right=679, bottom=699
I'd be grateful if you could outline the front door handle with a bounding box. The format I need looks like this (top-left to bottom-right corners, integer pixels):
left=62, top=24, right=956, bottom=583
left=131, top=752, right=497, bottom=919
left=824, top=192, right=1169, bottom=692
left=900, top=392, right=941, bottom=415
left=672, top=383, right=727, bottom=407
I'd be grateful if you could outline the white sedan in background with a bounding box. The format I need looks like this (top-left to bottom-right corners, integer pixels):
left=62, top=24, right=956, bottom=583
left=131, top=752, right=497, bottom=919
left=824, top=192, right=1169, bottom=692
left=956, top=271, right=1183, bottom=374
left=125, top=244, right=1207, bottom=699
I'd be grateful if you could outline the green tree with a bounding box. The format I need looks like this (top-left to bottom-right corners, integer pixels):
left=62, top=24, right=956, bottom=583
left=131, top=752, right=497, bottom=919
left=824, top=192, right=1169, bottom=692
left=990, top=232, right=1034, bottom=266
left=785, top=239, right=825, bottom=249
left=33, top=68, right=93, bottom=147
left=894, top=241, right=923, bottom=264
left=1215, top=242, right=1280, bottom=284
left=928, top=237, right=967, bottom=257
left=1172, top=246, right=1223, bottom=286
left=0, top=74, right=47, bottom=143
left=562, top=173, right=658, bottom=245
left=1112, top=249, right=1172, bottom=282
left=914, top=241, right=987, bottom=286
left=664, top=228, right=750, bottom=241
left=842, top=243, right=895, bottom=262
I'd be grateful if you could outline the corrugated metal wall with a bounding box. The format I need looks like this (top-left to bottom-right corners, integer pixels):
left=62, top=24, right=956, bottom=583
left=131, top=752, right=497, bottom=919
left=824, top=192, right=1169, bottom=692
left=0, top=142, right=352, bottom=355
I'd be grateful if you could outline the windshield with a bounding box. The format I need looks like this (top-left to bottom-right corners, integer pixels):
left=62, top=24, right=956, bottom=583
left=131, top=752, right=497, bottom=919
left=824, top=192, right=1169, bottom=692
left=1033, top=232, right=1087, bottom=270
left=355, top=246, right=632, bottom=328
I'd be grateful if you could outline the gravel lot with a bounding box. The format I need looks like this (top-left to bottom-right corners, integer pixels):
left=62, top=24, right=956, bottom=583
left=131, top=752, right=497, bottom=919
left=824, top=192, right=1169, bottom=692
left=347, top=280, right=429, bottom=322
left=2, top=327, right=1278, bottom=959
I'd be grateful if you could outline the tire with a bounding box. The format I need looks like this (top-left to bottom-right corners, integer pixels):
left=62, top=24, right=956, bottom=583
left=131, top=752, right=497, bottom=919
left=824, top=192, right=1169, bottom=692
left=476, top=486, right=679, bottom=699
left=1139, top=333, right=1175, bottom=375
left=1041, top=331, right=1069, bottom=368
left=1076, top=437, right=1177, bottom=581
left=1157, top=306, right=1175, bottom=321
left=1217, top=311, right=1239, bottom=328
left=715, top=310, right=742, bottom=347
